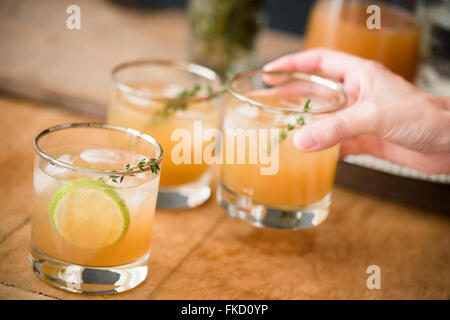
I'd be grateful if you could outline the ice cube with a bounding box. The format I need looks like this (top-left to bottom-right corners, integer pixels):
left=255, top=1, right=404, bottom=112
left=124, top=94, right=156, bottom=108
left=52, top=154, right=72, bottom=165
left=35, top=155, right=73, bottom=193
left=234, top=104, right=259, bottom=119
left=33, top=168, right=54, bottom=194
left=223, top=104, right=259, bottom=129
left=275, top=113, right=297, bottom=126
left=121, top=188, right=148, bottom=212
left=79, top=149, right=122, bottom=165
left=164, top=84, right=185, bottom=98
left=118, top=177, right=158, bottom=212
left=45, top=154, right=73, bottom=176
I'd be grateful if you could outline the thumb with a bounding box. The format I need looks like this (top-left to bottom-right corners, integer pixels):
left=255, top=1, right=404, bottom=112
left=293, top=103, right=376, bottom=151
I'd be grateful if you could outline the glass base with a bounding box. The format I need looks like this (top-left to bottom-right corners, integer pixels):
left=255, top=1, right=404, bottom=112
left=217, top=184, right=330, bottom=229
left=156, top=174, right=211, bottom=209
left=29, top=247, right=149, bottom=294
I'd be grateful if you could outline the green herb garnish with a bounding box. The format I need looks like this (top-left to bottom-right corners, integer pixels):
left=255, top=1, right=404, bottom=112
left=279, top=130, right=288, bottom=141
left=225, top=71, right=235, bottom=81
left=303, top=99, right=311, bottom=112
left=101, top=158, right=160, bottom=184
left=296, top=116, right=305, bottom=126
left=149, top=83, right=225, bottom=125
left=278, top=99, right=310, bottom=141
left=206, top=84, right=214, bottom=95
left=149, top=84, right=200, bottom=125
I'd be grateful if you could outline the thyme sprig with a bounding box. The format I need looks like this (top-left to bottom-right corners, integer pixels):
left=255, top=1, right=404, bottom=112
left=279, top=99, right=311, bottom=141
left=149, top=70, right=235, bottom=126
left=149, top=83, right=224, bottom=125
left=101, top=158, right=160, bottom=184
left=150, top=84, right=201, bottom=125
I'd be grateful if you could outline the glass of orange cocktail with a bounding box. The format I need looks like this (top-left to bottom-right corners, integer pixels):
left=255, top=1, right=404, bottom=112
left=218, top=70, right=346, bottom=229
left=108, top=60, right=223, bottom=209
left=304, top=0, right=421, bottom=82
left=30, top=123, right=162, bottom=294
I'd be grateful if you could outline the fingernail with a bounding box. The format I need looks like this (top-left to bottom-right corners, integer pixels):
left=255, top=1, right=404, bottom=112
left=294, top=130, right=317, bottom=150
left=263, top=63, right=273, bottom=71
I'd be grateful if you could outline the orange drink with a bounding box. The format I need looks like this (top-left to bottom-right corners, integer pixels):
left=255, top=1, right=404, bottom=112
left=108, top=60, right=222, bottom=208
left=222, top=98, right=339, bottom=208
left=218, top=71, right=346, bottom=229
left=30, top=123, right=162, bottom=294
left=304, top=0, right=421, bottom=81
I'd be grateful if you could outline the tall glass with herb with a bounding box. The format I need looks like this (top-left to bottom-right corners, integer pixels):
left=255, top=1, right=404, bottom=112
left=188, top=0, right=264, bottom=78
left=108, top=60, right=223, bottom=209
left=218, top=70, right=347, bottom=229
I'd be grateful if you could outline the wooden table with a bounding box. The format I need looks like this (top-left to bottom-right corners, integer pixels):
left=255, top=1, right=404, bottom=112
left=0, top=0, right=449, bottom=300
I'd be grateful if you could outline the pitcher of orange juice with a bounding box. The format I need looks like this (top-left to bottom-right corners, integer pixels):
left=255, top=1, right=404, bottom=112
left=304, top=0, right=423, bottom=82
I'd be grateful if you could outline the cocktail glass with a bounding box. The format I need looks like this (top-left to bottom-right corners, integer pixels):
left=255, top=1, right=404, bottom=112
left=218, top=70, right=347, bottom=229
left=304, top=0, right=422, bottom=82
left=108, top=60, right=223, bottom=209
left=30, top=123, right=163, bottom=294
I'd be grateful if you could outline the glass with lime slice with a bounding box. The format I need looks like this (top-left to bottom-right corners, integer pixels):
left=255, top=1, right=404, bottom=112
left=30, top=123, right=163, bottom=294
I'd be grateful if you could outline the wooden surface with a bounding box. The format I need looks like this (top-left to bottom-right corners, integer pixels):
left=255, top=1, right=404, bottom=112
left=0, top=96, right=449, bottom=300
left=0, top=0, right=449, bottom=300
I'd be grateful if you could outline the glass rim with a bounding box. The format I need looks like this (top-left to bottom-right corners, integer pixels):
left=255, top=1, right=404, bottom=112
left=111, top=59, right=223, bottom=103
left=227, top=70, right=348, bottom=115
left=34, top=122, right=163, bottom=176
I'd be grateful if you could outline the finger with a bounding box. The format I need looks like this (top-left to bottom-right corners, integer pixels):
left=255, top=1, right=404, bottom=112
left=339, top=135, right=383, bottom=157
left=264, top=48, right=367, bottom=82
left=293, top=103, right=377, bottom=151
left=339, top=139, right=365, bottom=157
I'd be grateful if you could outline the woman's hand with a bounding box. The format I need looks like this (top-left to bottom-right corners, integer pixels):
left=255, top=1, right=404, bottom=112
left=264, top=48, right=450, bottom=174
